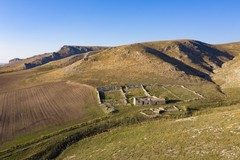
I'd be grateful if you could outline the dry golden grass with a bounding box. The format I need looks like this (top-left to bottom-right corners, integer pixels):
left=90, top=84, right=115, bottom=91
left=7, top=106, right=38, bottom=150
left=213, top=55, right=240, bottom=88
left=37, top=41, right=216, bottom=87
left=2, top=40, right=236, bottom=90
left=25, top=39, right=235, bottom=90
left=216, top=42, right=240, bottom=56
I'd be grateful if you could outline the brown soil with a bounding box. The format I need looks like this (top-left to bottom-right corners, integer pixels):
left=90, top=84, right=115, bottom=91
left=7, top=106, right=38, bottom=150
left=0, top=81, right=99, bottom=143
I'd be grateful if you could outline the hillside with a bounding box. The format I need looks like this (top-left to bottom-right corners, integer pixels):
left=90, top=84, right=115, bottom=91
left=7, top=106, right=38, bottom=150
left=212, top=42, right=240, bottom=88
left=0, top=53, right=52, bottom=73
left=216, top=42, right=240, bottom=56
left=33, top=54, right=86, bottom=71
left=213, top=55, right=240, bottom=88
left=0, top=46, right=108, bottom=73
left=58, top=104, right=240, bottom=160
left=35, top=40, right=234, bottom=87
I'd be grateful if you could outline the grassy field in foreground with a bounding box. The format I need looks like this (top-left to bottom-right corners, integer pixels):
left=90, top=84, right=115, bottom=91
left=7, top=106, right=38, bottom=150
left=58, top=104, right=240, bottom=160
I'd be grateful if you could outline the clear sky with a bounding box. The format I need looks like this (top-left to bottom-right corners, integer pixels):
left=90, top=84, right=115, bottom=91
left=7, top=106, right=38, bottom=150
left=0, top=0, right=240, bottom=63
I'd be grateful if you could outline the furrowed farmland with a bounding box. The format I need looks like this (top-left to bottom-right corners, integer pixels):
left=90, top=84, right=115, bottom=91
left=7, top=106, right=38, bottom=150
left=0, top=81, right=102, bottom=144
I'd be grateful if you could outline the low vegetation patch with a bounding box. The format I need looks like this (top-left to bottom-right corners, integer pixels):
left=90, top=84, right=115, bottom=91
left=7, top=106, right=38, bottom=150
left=125, top=88, right=146, bottom=98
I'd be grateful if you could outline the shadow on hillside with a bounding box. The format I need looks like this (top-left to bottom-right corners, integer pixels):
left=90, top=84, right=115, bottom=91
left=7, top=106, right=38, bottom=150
left=166, top=99, right=181, bottom=103
left=177, top=41, right=233, bottom=72
left=144, top=46, right=213, bottom=82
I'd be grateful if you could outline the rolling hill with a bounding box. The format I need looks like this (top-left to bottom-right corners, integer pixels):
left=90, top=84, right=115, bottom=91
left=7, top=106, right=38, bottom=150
left=33, top=40, right=234, bottom=87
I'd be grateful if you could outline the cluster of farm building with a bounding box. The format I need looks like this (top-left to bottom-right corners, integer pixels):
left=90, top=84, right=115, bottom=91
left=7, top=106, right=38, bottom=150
left=96, top=84, right=166, bottom=107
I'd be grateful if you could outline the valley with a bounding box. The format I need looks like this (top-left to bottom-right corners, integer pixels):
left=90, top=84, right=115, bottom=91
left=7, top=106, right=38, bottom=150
left=0, top=39, right=240, bottom=159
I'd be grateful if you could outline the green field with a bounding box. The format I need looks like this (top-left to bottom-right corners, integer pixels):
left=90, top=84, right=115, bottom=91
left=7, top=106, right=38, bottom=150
left=104, top=90, right=125, bottom=100
left=125, top=88, right=146, bottom=98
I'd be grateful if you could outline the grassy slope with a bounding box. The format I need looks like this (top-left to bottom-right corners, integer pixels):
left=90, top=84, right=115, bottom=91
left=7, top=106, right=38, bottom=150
left=216, top=42, right=240, bottom=56
left=0, top=53, right=84, bottom=74
left=31, top=40, right=234, bottom=88
left=212, top=42, right=240, bottom=88
left=1, top=40, right=237, bottom=85
left=58, top=104, right=240, bottom=160
left=213, top=55, right=240, bottom=88
left=142, top=40, right=233, bottom=73
left=0, top=53, right=86, bottom=93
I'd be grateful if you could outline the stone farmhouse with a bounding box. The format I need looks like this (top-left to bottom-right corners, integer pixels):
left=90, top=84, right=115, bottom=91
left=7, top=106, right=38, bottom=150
left=133, top=96, right=166, bottom=106
left=126, top=84, right=142, bottom=89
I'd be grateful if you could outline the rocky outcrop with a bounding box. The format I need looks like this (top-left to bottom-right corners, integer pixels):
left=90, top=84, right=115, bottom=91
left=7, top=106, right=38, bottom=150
left=24, top=46, right=108, bottom=69
left=9, top=58, right=22, bottom=63
left=24, top=52, right=60, bottom=69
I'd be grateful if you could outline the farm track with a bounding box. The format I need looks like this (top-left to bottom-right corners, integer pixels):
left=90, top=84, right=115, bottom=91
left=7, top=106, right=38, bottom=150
left=0, top=81, right=99, bottom=143
left=180, top=85, right=205, bottom=99
left=162, top=86, right=181, bottom=99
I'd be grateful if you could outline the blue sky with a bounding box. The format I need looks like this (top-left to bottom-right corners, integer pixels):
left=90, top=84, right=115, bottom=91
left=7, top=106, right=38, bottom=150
left=0, top=0, right=240, bottom=63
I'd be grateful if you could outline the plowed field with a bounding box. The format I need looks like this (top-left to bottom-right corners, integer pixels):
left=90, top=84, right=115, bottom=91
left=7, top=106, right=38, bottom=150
left=0, top=81, right=100, bottom=143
